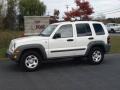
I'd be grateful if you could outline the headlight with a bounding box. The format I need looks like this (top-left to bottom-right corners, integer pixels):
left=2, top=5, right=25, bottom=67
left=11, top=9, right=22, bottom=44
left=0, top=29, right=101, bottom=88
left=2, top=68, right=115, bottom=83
left=9, top=41, right=16, bottom=53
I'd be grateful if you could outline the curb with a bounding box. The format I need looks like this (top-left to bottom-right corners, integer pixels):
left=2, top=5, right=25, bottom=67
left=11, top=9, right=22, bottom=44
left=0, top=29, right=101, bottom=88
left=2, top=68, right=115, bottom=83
left=0, top=58, right=8, bottom=60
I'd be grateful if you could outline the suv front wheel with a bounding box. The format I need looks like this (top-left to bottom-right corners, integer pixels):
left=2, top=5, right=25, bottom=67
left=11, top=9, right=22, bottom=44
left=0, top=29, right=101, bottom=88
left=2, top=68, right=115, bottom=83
left=88, top=47, right=104, bottom=65
left=20, top=51, right=42, bottom=71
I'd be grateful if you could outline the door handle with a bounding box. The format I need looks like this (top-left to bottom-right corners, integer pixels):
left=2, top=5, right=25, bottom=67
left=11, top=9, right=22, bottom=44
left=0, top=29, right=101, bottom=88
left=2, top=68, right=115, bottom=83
left=88, top=37, right=94, bottom=40
left=67, top=39, right=74, bottom=42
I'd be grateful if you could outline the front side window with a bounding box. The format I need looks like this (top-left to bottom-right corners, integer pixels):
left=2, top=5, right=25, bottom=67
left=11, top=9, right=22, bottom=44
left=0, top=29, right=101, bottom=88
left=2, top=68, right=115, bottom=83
left=40, top=25, right=58, bottom=37
left=93, top=24, right=105, bottom=35
left=76, top=23, right=92, bottom=37
left=55, top=24, right=73, bottom=38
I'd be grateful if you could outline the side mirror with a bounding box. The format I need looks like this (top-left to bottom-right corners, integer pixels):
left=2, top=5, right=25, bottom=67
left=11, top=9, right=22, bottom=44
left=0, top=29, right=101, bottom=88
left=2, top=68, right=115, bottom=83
left=53, top=33, right=61, bottom=39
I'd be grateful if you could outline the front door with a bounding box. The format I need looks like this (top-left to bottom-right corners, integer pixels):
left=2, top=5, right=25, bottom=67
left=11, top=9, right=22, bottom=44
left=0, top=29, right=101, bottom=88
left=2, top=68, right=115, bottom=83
left=48, top=24, right=76, bottom=58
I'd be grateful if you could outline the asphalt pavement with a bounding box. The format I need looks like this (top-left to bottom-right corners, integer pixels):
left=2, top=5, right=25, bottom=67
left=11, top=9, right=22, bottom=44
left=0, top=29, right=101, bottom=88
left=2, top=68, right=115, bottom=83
left=0, top=54, right=120, bottom=90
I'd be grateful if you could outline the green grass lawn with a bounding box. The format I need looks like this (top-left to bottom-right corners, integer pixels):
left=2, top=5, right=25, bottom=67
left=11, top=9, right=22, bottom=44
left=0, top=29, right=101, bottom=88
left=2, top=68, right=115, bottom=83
left=110, top=36, right=120, bottom=53
left=0, top=30, right=120, bottom=58
left=0, top=48, right=7, bottom=58
left=0, top=30, right=23, bottom=58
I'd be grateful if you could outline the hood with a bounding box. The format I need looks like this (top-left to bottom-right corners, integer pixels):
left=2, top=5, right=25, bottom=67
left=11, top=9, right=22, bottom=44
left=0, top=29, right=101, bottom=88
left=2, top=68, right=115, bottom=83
left=13, top=36, right=49, bottom=43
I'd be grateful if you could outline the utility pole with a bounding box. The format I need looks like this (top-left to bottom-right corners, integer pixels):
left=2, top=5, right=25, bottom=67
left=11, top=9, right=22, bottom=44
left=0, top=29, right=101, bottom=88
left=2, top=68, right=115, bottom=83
left=47, top=11, right=50, bottom=16
left=66, top=5, right=69, bottom=12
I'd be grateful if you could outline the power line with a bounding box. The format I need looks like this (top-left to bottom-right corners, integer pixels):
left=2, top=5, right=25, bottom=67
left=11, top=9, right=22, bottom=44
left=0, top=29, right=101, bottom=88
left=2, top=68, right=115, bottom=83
left=93, top=7, right=120, bottom=17
left=95, top=8, right=120, bottom=14
left=94, top=9, right=120, bottom=16
left=104, top=10, right=120, bottom=15
left=93, top=11, right=120, bottom=18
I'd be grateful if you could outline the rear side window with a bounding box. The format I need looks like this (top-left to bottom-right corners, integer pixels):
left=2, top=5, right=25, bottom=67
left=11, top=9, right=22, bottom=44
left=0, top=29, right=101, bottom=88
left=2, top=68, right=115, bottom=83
left=76, top=23, right=92, bottom=37
left=93, top=24, right=105, bottom=35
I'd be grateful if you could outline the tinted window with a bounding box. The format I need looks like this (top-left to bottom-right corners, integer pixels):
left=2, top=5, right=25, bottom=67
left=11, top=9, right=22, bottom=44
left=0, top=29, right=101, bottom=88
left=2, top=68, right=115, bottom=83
left=93, top=24, right=105, bottom=35
left=56, top=24, right=73, bottom=38
left=76, top=24, right=92, bottom=37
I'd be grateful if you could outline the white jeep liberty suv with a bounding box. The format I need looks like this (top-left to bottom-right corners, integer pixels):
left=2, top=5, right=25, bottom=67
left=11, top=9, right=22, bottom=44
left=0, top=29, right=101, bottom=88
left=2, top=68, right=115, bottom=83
left=7, top=21, right=111, bottom=71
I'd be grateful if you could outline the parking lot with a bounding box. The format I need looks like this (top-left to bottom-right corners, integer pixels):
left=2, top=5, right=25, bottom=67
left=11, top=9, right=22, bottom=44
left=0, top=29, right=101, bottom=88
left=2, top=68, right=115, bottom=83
left=0, top=54, right=119, bottom=90
left=110, top=33, right=120, bottom=36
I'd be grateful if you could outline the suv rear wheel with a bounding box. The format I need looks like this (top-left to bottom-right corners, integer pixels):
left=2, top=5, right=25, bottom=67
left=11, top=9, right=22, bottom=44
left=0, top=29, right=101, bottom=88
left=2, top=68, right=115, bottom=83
left=20, top=51, right=42, bottom=71
left=88, top=47, right=104, bottom=65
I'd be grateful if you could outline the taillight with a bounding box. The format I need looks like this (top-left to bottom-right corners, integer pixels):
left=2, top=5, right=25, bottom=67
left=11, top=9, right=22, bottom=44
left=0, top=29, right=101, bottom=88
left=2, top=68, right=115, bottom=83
left=107, top=36, right=111, bottom=44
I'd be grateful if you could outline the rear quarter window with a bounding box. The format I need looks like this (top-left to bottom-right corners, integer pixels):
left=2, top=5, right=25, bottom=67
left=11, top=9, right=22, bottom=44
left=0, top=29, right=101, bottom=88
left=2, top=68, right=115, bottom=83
left=93, top=24, right=105, bottom=35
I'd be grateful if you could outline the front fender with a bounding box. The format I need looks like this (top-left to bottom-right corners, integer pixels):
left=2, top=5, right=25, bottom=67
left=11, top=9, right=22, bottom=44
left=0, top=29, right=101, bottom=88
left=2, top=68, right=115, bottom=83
left=17, top=44, right=47, bottom=61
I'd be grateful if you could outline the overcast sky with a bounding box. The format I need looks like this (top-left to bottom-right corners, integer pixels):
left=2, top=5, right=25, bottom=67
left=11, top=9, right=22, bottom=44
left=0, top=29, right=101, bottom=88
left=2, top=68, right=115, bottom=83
left=41, top=0, right=120, bottom=18
left=1, top=0, right=120, bottom=18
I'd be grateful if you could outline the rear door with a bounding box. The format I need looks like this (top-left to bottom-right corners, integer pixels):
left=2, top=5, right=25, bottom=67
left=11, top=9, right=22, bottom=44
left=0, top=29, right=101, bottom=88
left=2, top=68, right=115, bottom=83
left=74, top=23, right=94, bottom=55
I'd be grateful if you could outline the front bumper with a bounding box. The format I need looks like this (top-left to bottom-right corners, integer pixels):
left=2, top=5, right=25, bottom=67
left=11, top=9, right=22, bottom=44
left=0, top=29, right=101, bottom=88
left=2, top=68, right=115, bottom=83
left=6, top=50, right=20, bottom=62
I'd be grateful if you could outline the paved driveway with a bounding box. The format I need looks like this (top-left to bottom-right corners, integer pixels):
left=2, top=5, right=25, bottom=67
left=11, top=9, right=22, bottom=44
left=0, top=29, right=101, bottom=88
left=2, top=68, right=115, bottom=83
left=0, top=54, right=120, bottom=90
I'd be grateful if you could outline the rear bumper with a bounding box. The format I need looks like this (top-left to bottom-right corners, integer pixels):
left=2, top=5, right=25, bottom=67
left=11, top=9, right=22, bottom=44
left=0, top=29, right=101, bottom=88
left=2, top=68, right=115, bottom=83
left=105, top=44, right=111, bottom=53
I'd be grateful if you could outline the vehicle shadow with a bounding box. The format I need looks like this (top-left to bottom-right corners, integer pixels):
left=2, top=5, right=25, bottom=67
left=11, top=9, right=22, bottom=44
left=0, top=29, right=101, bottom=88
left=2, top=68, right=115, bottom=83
left=6, top=58, right=90, bottom=72
left=6, top=57, right=108, bottom=72
left=41, top=58, right=89, bottom=70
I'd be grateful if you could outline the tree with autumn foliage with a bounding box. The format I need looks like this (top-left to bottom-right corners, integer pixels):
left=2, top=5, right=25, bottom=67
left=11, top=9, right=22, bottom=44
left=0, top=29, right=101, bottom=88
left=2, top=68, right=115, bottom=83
left=64, top=0, right=94, bottom=21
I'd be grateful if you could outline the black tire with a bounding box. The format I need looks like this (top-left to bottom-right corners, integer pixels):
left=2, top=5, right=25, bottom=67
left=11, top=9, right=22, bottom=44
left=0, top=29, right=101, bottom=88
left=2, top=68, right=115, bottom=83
left=87, top=47, right=104, bottom=65
left=74, top=57, right=83, bottom=60
left=20, top=50, right=42, bottom=71
left=111, top=29, right=116, bottom=33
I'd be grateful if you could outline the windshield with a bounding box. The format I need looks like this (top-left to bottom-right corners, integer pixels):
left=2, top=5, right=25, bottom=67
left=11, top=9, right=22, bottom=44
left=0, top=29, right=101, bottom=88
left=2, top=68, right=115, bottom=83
left=40, top=25, right=58, bottom=37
